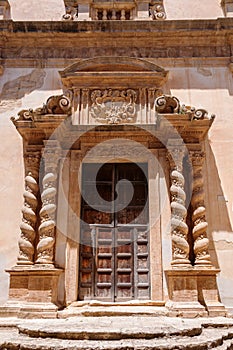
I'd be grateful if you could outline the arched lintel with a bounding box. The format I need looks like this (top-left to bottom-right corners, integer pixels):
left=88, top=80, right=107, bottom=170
left=59, top=56, right=169, bottom=89
left=60, top=56, right=168, bottom=75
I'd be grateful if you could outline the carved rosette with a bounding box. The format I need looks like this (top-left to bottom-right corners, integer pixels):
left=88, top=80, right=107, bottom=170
left=17, top=152, right=40, bottom=265
left=167, top=143, right=190, bottom=266
left=90, top=89, right=137, bottom=124
left=189, top=151, right=212, bottom=267
left=36, top=141, right=61, bottom=265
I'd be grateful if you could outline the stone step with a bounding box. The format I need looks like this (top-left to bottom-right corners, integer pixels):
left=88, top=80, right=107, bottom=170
left=17, top=316, right=203, bottom=340
left=1, top=328, right=233, bottom=350
left=1, top=317, right=233, bottom=349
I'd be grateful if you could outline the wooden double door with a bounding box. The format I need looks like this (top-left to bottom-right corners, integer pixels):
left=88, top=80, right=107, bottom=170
left=79, top=162, right=150, bottom=302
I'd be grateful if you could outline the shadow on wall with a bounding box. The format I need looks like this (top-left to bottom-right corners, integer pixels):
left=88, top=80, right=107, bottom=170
left=203, top=140, right=232, bottom=269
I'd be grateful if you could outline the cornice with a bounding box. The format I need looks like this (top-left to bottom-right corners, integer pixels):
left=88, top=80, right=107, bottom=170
left=0, top=18, right=233, bottom=34
left=0, top=18, right=233, bottom=67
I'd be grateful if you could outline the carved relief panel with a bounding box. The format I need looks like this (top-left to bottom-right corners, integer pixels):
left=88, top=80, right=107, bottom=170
left=68, top=87, right=162, bottom=125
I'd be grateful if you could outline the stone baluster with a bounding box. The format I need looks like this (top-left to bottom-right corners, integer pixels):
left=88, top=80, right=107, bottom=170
left=17, top=152, right=40, bottom=265
left=121, top=9, right=126, bottom=20
left=167, top=141, right=190, bottom=267
left=189, top=151, right=212, bottom=267
left=36, top=141, right=61, bottom=265
left=103, top=9, right=107, bottom=20
left=112, top=9, right=116, bottom=20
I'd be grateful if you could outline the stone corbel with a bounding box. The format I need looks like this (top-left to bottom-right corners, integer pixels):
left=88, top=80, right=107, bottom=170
left=36, top=140, right=61, bottom=265
left=17, top=151, right=41, bottom=265
left=167, top=140, right=191, bottom=267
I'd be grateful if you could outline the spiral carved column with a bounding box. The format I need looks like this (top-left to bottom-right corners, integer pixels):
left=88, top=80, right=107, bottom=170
left=189, top=151, right=212, bottom=267
left=167, top=142, right=190, bottom=267
left=17, top=152, right=40, bottom=265
left=36, top=141, right=61, bottom=265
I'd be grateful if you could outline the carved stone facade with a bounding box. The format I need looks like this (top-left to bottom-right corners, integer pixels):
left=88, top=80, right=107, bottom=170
left=0, top=62, right=226, bottom=317
left=0, top=0, right=232, bottom=321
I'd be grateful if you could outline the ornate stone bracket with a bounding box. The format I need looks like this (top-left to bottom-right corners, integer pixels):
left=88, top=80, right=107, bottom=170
left=149, top=1, right=166, bottom=20
left=167, top=140, right=190, bottom=267
left=36, top=141, right=61, bottom=265
left=189, top=150, right=213, bottom=268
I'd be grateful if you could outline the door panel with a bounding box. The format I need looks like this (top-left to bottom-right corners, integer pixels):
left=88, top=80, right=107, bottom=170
left=79, top=163, right=150, bottom=301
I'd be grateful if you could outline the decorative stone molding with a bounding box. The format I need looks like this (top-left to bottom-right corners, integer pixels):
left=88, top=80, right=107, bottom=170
left=149, top=1, right=166, bottom=20
left=17, top=152, right=41, bottom=265
left=36, top=141, right=61, bottom=265
left=189, top=150, right=212, bottom=267
left=167, top=141, right=190, bottom=267
left=90, top=89, right=137, bottom=124
left=15, top=95, right=71, bottom=121
left=63, top=0, right=79, bottom=20
left=155, top=94, right=214, bottom=121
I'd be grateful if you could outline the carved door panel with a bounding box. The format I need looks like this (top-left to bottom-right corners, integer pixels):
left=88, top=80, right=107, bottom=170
left=79, top=163, right=150, bottom=301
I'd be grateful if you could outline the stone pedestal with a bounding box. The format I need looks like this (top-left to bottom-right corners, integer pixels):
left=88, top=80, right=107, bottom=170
left=196, top=270, right=227, bottom=316
left=165, top=268, right=227, bottom=317
left=0, top=266, right=63, bottom=318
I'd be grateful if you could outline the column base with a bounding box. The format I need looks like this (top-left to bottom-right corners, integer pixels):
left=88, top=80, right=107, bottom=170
left=165, top=301, right=207, bottom=317
left=0, top=301, right=58, bottom=319
left=0, top=265, right=64, bottom=318
left=165, top=268, right=227, bottom=317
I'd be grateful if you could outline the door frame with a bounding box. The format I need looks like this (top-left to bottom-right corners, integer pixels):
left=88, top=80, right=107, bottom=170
left=60, top=140, right=164, bottom=304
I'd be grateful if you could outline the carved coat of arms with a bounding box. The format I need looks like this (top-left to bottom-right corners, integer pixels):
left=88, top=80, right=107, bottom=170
left=90, top=89, right=137, bottom=124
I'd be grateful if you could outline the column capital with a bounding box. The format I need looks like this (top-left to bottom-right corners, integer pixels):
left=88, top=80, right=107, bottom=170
left=167, top=140, right=187, bottom=171
left=42, top=140, right=61, bottom=171
left=24, top=151, right=41, bottom=178
left=189, top=150, right=205, bottom=167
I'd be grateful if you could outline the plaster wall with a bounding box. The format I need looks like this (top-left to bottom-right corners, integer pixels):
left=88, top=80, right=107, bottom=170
left=0, top=65, right=232, bottom=310
left=8, top=0, right=65, bottom=21
left=164, top=0, right=223, bottom=20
